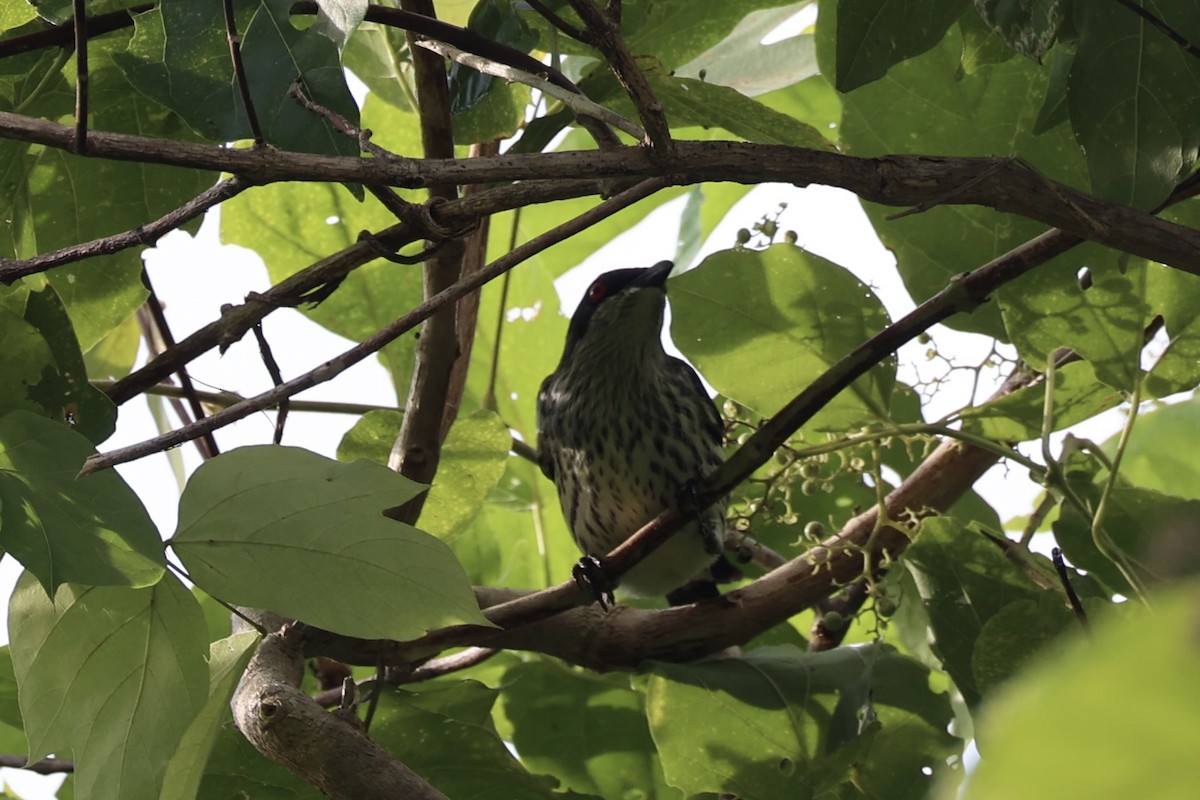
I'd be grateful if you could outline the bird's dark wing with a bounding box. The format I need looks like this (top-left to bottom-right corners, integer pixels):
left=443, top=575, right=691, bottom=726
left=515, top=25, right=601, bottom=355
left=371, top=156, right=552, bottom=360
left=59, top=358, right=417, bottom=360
left=535, top=375, right=557, bottom=481
left=666, top=356, right=723, bottom=443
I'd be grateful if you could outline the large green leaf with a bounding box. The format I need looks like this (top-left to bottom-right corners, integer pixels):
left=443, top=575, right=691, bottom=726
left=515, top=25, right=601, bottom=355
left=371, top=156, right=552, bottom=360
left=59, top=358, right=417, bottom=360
left=675, top=2, right=819, bottom=98
left=1001, top=250, right=1150, bottom=392
left=902, top=517, right=1059, bottom=709
left=1109, top=396, right=1200, bottom=499
left=647, top=644, right=959, bottom=799
left=837, top=23, right=1090, bottom=339
left=1144, top=260, right=1200, bottom=397
left=371, top=681, right=570, bottom=799
left=22, top=39, right=214, bottom=350
left=817, top=0, right=969, bottom=91
left=499, top=660, right=679, bottom=799
left=960, top=580, right=1200, bottom=800
left=20, top=285, right=116, bottom=443
left=0, top=647, right=26, bottom=756
left=160, top=632, right=259, bottom=800
left=671, top=245, right=894, bottom=428
left=0, top=410, right=165, bottom=593
left=1068, top=1, right=1200, bottom=209
left=959, top=360, right=1121, bottom=442
left=9, top=573, right=210, bottom=800
left=338, top=408, right=512, bottom=540
left=170, top=445, right=492, bottom=640
left=115, top=0, right=359, bottom=155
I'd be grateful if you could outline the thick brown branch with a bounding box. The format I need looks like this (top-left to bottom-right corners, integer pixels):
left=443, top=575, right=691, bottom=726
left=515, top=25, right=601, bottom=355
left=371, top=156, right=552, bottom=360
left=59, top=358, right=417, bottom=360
left=232, top=627, right=447, bottom=800
left=2, top=112, right=1198, bottom=273
left=386, top=0, right=465, bottom=524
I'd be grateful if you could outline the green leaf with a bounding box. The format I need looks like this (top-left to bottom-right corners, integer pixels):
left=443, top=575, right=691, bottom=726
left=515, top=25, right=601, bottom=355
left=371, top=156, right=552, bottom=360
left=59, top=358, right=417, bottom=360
left=973, top=0, right=1065, bottom=61
left=449, top=0, right=534, bottom=144
left=21, top=285, right=116, bottom=443
left=83, top=311, right=141, bottom=381
left=901, top=517, right=1049, bottom=708
left=647, top=644, right=959, bottom=799
left=25, top=40, right=213, bottom=350
left=970, top=594, right=1075, bottom=697
left=9, top=572, right=210, bottom=800
left=313, top=0, right=367, bottom=50
left=623, top=0, right=811, bottom=73
left=0, top=410, right=165, bottom=593
left=1068, top=1, right=1200, bottom=208
left=818, top=0, right=969, bottom=91
left=0, top=647, right=27, bottom=756
left=959, top=360, right=1121, bottom=441
left=1144, top=260, right=1200, bottom=397
left=422, top=410, right=512, bottom=540
left=499, top=660, right=679, bottom=799
left=171, top=445, right=492, bottom=640
left=1001, top=250, right=1150, bottom=391
left=337, top=409, right=511, bottom=541
left=372, top=681, right=569, bottom=799
left=961, top=580, right=1200, bottom=800
left=671, top=245, right=894, bottom=428
left=1053, top=482, right=1200, bottom=595
left=342, top=21, right=412, bottom=111
left=452, top=456, right=579, bottom=591
left=1109, top=396, right=1200, bottom=499
left=643, top=67, right=833, bottom=149
left=115, top=0, right=360, bottom=156
left=838, top=23, right=1090, bottom=339
left=675, top=3, right=820, bottom=98
left=160, top=632, right=260, bottom=800
left=0, top=1, right=37, bottom=30
left=1032, top=44, right=1073, bottom=133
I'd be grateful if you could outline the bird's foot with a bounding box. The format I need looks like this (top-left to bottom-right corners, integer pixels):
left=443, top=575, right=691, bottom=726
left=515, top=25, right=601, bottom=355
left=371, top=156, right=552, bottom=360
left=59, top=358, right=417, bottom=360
left=677, top=478, right=722, bottom=554
left=572, top=555, right=616, bottom=611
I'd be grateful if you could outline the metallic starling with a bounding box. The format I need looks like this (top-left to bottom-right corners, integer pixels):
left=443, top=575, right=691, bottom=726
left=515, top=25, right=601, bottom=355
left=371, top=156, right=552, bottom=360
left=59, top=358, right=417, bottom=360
left=536, top=260, right=728, bottom=600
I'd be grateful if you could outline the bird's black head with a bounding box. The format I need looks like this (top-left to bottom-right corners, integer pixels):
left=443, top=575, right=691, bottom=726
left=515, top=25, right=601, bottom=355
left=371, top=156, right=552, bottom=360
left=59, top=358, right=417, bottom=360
left=559, top=261, right=674, bottom=365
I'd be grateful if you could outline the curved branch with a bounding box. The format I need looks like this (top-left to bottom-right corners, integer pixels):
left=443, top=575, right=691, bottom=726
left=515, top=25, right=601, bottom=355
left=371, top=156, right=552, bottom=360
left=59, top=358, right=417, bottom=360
left=1, top=110, right=1198, bottom=273
left=232, top=626, right=448, bottom=800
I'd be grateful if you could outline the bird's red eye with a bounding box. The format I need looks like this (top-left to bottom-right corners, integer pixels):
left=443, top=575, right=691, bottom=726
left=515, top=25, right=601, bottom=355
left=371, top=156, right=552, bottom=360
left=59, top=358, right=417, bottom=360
left=587, top=280, right=607, bottom=303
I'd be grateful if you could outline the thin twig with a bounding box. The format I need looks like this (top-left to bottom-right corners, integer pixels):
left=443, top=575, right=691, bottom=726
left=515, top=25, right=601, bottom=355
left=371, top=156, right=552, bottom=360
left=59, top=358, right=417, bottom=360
left=90, top=379, right=393, bottom=415
left=250, top=323, right=288, bottom=444
left=417, top=38, right=642, bottom=140
left=80, top=177, right=669, bottom=475
left=223, top=0, right=264, bottom=145
left=0, top=754, right=75, bottom=775
left=567, top=0, right=672, bottom=152
left=1113, top=0, right=1200, bottom=59
left=0, top=176, right=246, bottom=283
left=72, top=0, right=87, bottom=153
left=140, top=269, right=220, bottom=459
left=1051, top=547, right=1090, bottom=632
left=525, top=0, right=591, bottom=43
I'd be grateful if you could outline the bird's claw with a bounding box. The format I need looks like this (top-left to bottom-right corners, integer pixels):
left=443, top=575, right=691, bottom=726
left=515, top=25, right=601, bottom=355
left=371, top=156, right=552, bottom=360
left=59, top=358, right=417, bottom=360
left=677, top=478, right=721, bottom=555
left=572, top=555, right=616, bottom=611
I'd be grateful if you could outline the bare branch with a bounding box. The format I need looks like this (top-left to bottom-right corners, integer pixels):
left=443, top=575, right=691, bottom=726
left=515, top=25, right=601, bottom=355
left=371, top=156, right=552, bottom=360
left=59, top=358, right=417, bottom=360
left=80, top=177, right=669, bottom=475
left=567, top=0, right=672, bottom=152
left=232, top=626, right=448, bottom=800
left=0, top=754, right=75, bottom=775
left=222, top=0, right=263, bottom=145
left=0, top=176, right=246, bottom=283
left=415, top=38, right=644, bottom=140
left=72, top=0, right=88, bottom=153
left=2, top=111, right=1198, bottom=274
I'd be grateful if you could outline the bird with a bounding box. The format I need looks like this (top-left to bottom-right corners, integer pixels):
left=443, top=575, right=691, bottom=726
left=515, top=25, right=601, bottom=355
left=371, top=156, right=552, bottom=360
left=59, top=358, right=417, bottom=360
left=536, top=260, right=732, bottom=604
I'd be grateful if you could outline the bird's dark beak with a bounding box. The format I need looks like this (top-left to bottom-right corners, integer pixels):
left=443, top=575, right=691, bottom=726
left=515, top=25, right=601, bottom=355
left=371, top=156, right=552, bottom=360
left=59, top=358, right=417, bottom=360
left=635, top=260, right=674, bottom=289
